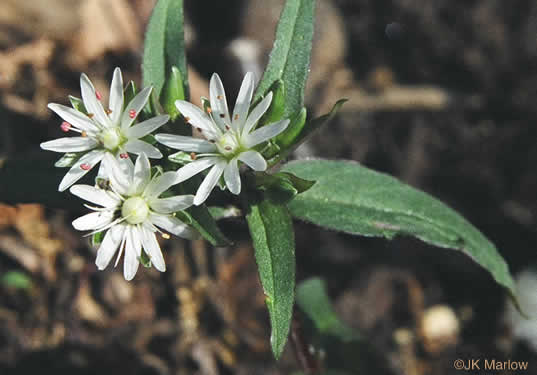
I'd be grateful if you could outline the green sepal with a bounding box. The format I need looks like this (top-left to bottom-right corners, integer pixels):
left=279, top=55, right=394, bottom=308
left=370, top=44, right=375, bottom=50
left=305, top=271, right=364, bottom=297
left=162, top=66, right=185, bottom=121
left=54, top=152, right=84, bottom=168
left=267, top=107, right=307, bottom=159
left=259, top=79, right=285, bottom=125
left=139, top=251, right=152, bottom=268
left=69, top=96, right=87, bottom=114
left=124, top=81, right=138, bottom=108
left=201, top=97, right=211, bottom=113
left=140, top=134, right=157, bottom=145
left=255, top=171, right=315, bottom=204
left=169, top=151, right=193, bottom=165
left=275, top=99, right=346, bottom=163
left=91, top=231, right=105, bottom=247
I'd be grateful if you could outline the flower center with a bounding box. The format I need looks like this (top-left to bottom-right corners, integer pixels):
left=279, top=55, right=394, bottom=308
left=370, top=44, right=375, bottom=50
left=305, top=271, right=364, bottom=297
left=100, top=127, right=123, bottom=151
left=216, top=131, right=240, bottom=157
left=121, top=197, right=149, bottom=225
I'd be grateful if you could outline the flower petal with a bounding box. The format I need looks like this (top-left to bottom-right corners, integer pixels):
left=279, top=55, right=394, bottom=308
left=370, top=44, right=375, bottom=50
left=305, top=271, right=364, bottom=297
left=72, top=211, right=115, bottom=231
left=48, top=103, right=100, bottom=133
left=124, top=226, right=141, bottom=281
left=150, top=213, right=194, bottom=239
left=108, top=67, right=124, bottom=124
left=232, top=72, right=255, bottom=131
left=121, top=86, right=152, bottom=130
left=237, top=150, right=267, bottom=171
left=149, top=195, right=194, bottom=213
left=140, top=224, right=166, bottom=272
left=70, top=184, right=121, bottom=207
left=155, top=134, right=217, bottom=153
left=224, top=158, right=240, bottom=195
left=102, top=153, right=130, bottom=195
left=125, top=115, right=169, bottom=139
left=194, top=161, right=226, bottom=205
left=58, top=149, right=105, bottom=192
left=209, top=73, right=231, bottom=131
left=95, top=224, right=125, bottom=270
left=40, top=137, right=98, bottom=153
left=80, top=73, right=111, bottom=127
left=129, top=153, right=151, bottom=195
left=243, top=118, right=289, bottom=148
left=175, top=100, right=221, bottom=138
left=175, top=157, right=218, bottom=183
left=144, top=171, right=178, bottom=199
left=242, top=92, right=273, bottom=135
left=124, top=139, right=163, bottom=159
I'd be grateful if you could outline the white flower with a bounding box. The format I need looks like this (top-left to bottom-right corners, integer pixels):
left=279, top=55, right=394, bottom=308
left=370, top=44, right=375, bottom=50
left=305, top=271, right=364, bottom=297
left=155, top=72, right=289, bottom=205
left=41, top=68, right=169, bottom=192
left=70, top=153, right=194, bottom=281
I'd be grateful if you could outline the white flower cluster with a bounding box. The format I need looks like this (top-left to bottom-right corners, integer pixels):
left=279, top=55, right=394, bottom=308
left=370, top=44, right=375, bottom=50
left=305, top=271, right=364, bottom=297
left=41, top=68, right=289, bottom=280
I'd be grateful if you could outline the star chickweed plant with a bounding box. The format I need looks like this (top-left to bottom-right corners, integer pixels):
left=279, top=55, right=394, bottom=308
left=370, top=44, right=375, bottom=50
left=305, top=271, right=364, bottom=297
left=156, top=72, right=290, bottom=205
left=41, top=68, right=169, bottom=191
left=70, top=153, right=194, bottom=280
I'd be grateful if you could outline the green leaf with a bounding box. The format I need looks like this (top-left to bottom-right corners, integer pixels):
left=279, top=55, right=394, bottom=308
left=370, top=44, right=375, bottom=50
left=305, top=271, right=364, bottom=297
left=54, top=152, right=84, bottom=168
left=273, top=107, right=307, bottom=153
left=1, top=271, right=32, bottom=290
left=245, top=198, right=295, bottom=359
left=253, top=0, right=316, bottom=118
left=282, top=159, right=517, bottom=299
left=143, top=0, right=189, bottom=101
left=162, top=66, right=185, bottom=121
left=296, top=278, right=359, bottom=342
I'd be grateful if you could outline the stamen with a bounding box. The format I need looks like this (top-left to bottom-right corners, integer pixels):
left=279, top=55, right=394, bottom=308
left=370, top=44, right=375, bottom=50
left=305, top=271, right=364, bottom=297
left=224, top=146, right=232, bottom=151
left=206, top=107, right=212, bottom=113
left=80, top=163, right=91, bottom=170
left=81, top=131, right=88, bottom=137
left=217, top=95, right=223, bottom=100
left=120, top=153, right=129, bottom=159
left=60, top=121, right=71, bottom=132
left=162, top=233, right=170, bottom=239
left=234, top=114, right=239, bottom=120
left=190, top=152, right=197, bottom=160
left=95, top=91, right=102, bottom=100
left=209, top=139, right=216, bottom=143
left=219, top=113, right=225, bottom=118
left=106, top=109, right=113, bottom=115
left=197, top=128, right=202, bottom=132
left=87, top=113, right=94, bottom=118
left=184, top=116, right=190, bottom=122
left=129, top=109, right=136, bottom=119
left=225, top=125, right=230, bottom=130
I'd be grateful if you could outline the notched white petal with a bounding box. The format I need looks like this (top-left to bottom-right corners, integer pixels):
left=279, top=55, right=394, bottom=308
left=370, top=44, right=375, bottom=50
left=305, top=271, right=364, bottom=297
left=155, top=134, right=217, bottom=153
left=109, top=67, right=124, bottom=124
left=58, top=149, right=105, bottom=192
left=70, top=184, right=120, bottom=207
left=242, top=91, right=273, bottom=135
left=72, top=211, right=114, bottom=231
left=149, top=195, right=195, bottom=214
left=40, top=137, right=98, bottom=153
left=125, top=115, right=169, bottom=138
left=194, top=161, right=226, bottom=205
left=121, top=86, right=152, bottom=130
left=237, top=150, right=267, bottom=171
left=95, top=224, right=125, bottom=270
left=124, top=139, right=163, bottom=159
left=243, top=118, right=289, bottom=148
left=175, top=157, right=218, bottom=183
left=224, top=158, right=241, bottom=195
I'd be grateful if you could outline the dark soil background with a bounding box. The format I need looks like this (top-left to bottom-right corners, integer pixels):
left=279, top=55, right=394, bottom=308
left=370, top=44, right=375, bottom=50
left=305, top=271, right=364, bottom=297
left=0, top=0, right=536, bottom=374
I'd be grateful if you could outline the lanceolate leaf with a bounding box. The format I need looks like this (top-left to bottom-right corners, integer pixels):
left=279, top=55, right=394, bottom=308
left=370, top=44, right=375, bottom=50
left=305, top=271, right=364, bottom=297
left=282, top=159, right=517, bottom=299
left=245, top=198, right=296, bottom=359
left=143, top=0, right=189, bottom=100
left=254, top=0, right=316, bottom=118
